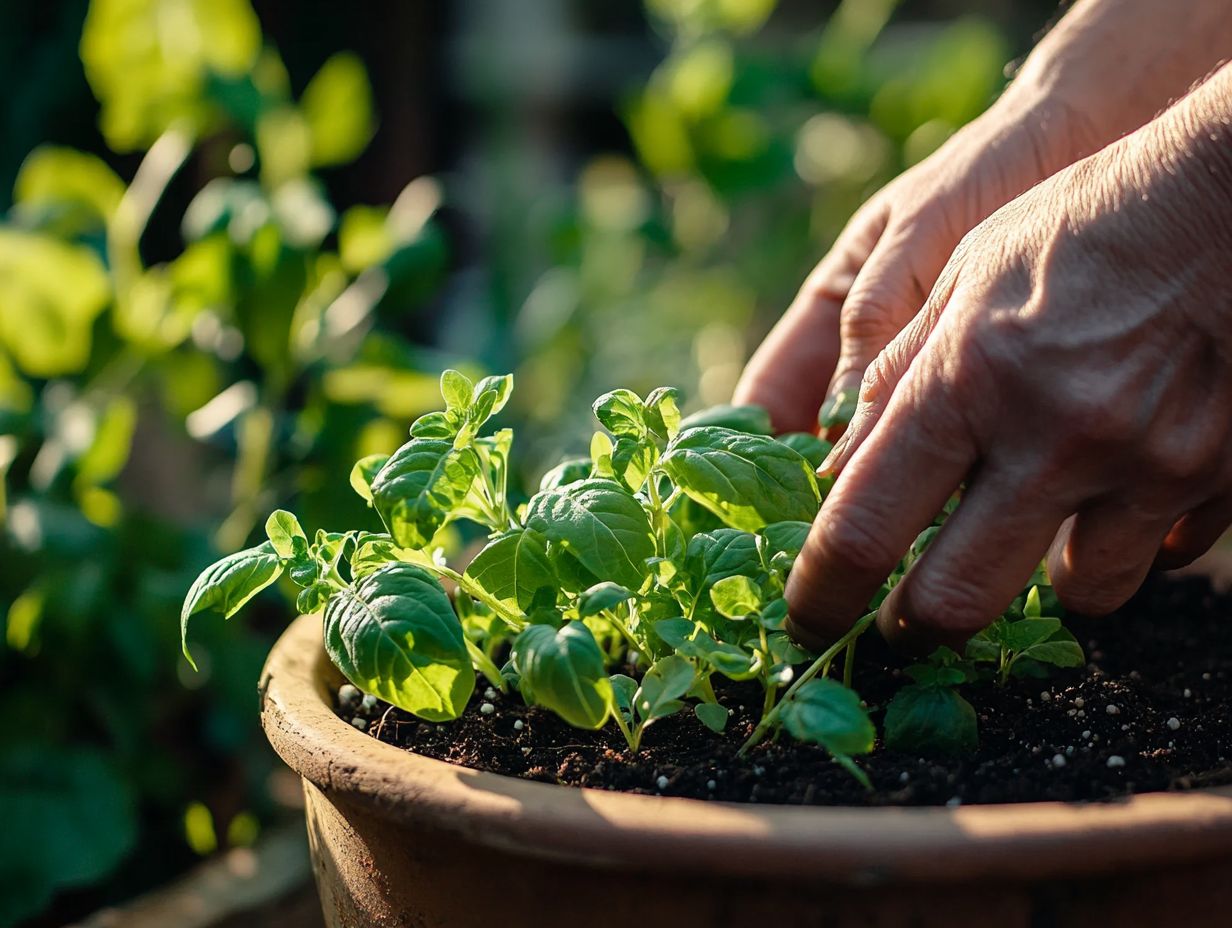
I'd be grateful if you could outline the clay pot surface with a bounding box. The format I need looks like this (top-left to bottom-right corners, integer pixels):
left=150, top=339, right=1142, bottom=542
left=261, top=554, right=1232, bottom=928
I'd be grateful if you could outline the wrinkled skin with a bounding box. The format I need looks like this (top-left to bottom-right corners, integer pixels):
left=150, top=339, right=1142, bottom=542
left=781, top=67, right=1232, bottom=651
left=735, top=99, right=1096, bottom=436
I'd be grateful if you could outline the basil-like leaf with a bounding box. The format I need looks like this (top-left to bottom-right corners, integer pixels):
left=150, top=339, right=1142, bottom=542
left=819, top=390, right=857, bottom=430
left=323, top=563, right=474, bottom=722
left=684, top=528, right=761, bottom=592
left=440, top=369, right=474, bottom=412
left=709, top=575, right=761, bottom=619
left=524, top=478, right=655, bottom=590
left=577, top=581, right=634, bottom=618
left=678, top=404, right=773, bottom=435
left=349, top=453, right=390, bottom=502
left=884, top=684, right=978, bottom=755
left=779, top=432, right=830, bottom=468
left=780, top=678, right=874, bottom=756
left=181, top=542, right=283, bottom=668
left=760, top=521, right=811, bottom=560
left=539, top=457, right=591, bottom=492
left=593, top=388, right=646, bottom=437
left=694, top=701, right=728, bottom=733
left=634, top=655, right=694, bottom=722
left=265, top=510, right=306, bottom=558
left=512, top=622, right=612, bottom=729
left=463, top=529, right=554, bottom=614
left=660, top=426, right=820, bottom=531
left=370, top=438, right=481, bottom=548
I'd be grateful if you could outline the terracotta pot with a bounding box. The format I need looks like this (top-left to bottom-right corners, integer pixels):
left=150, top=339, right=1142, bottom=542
left=260, top=559, right=1232, bottom=928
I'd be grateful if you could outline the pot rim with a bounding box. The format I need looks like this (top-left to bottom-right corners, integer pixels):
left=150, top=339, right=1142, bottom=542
left=261, top=570, right=1232, bottom=885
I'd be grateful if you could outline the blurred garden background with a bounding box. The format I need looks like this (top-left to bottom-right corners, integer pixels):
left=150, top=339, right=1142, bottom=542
left=0, top=0, right=1059, bottom=923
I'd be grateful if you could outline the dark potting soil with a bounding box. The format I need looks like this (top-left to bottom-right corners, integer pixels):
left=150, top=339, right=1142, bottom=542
left=339, top=573, right=1232, bottom=806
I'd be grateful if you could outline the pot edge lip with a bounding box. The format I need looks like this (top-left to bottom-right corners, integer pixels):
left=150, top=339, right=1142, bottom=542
left=259, top=559, right=1232, bottom=883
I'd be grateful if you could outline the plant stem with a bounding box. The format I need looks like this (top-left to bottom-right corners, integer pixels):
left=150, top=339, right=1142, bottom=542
left=612, top=706, right=639, bottom=753
left=842, top=636, right=858, bottom=689
left=739, top=611, right=876, bottom=756
left=466, top=639, right=506, bottom=692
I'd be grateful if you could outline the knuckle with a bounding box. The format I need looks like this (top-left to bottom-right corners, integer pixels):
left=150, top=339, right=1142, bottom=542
left=899, top=571, right=994, bottom=636
left=816, top=505, right=901, bottom=575
left=1053, top=573, right=1133, bottom=617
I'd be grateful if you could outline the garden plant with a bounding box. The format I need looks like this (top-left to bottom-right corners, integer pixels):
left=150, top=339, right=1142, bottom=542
left=184, top=371, right=1084, bottom=783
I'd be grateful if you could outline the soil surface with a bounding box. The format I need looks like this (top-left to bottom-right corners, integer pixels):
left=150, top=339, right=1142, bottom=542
left=339, top=573, right=1232, bottom=806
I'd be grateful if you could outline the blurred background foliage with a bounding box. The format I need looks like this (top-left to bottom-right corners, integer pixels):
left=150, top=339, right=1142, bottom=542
left=0, top=0, right=1056, bottom=924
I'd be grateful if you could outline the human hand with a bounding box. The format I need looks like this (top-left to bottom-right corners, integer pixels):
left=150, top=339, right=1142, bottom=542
left=783, top=66, right=1232, bottom=652
left=735, top=0, right=1232, bottom=438
left=734, top=97, right=1095, bottom=436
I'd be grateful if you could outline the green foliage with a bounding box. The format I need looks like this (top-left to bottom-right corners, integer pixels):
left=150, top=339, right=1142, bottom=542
left=2, top=0, right=450, bottom=920
left=185, top=373, right=1080, bottom=785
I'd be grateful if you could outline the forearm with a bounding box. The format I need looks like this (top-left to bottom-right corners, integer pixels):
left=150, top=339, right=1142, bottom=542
left=995, top=0, right=1232, bottom=156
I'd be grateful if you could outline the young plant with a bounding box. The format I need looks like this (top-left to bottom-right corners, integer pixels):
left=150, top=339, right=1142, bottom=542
left=182, top=371, right=1084, bottom=781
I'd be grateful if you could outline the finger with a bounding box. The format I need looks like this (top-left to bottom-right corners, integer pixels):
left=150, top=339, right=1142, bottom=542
left=734, top=207, right=886, bottom=434
left=1048, top=501, right=1175, bottom=615
left=816, top=296, right=947, bottom=477
left=823, top=219, right=951, bottom=430
left=786, top=341, right=976, bottom=646
left=1155, top=494, right=1232, bottom=570
left=877, top=473, right=1072, bottom=653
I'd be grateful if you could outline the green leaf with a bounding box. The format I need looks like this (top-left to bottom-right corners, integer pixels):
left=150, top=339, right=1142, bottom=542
left=884, top=685, right=979, bottom=755
left=610, top=673, right=638, bottom=713
left=780, top=678, right=875, bottom=756
left=760, top=521, right=812, bottom=560
left=1000, top=617, right=1062, bottom=653
left=296, top=581, right=333, bottom=614
left=349, top=533, right=402, bottom=578
left=14, top=145, right=125, bottom=234
left=473, top=374, right=513, bottom=417
left=694, top=701, right=728, bottom=733
left=265, top=509, right=306, bottom=559
left=779, top=432, right=830, bottom=468
left=645, top=387, right=681, bottom=439
left=684, top=528, right=761, bottom=591
left=634, top=655, right=695, bottom=722
left=593, top=388, right=646, bottom=437
left=577, top=581, right=634, bottom=618
left=679, top=404, right=773, bottom=435
left=652, top=617, right=754, bottom=677
left=301, top=51, right=375, bottom=167
left=0, top=745, right=136, bottom=927
left=819, top=390, right=857, bottom=430
left=539, top=457, right=591, bottom=492
left=1022, top=627, right=1085, bottom=669
left=349, top=454, right=389, bottom=503
left=524, top=478, right=656, bottom=590
left=463, top=529, right=555, bottom=615
left=0, top=230, right=109, bottom=377
left=610, top=435, right=656, bottom=491
left=660, top=427, right=820, bottom=531
left=371, top=438, right=482, bottom=548
left=512, top=622, right=613, bottom=729
left=1024, top=585, right=1042, bottom=618
left=760, top=597, right=790, bottom=631
left=323, top=564, right=474, bottom=721
left=440, top=369, right=474, bottom=412
left=181, top=542, right=283, bottom=668
left=709, top=575, right=762, bottom=619
left=407, top=412, right=454, bottom=440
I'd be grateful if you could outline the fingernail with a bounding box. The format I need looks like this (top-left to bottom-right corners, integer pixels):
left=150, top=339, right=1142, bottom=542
left=784, top=615, right=829, bottom=654
left=816, top=432, right=850, bottom=477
